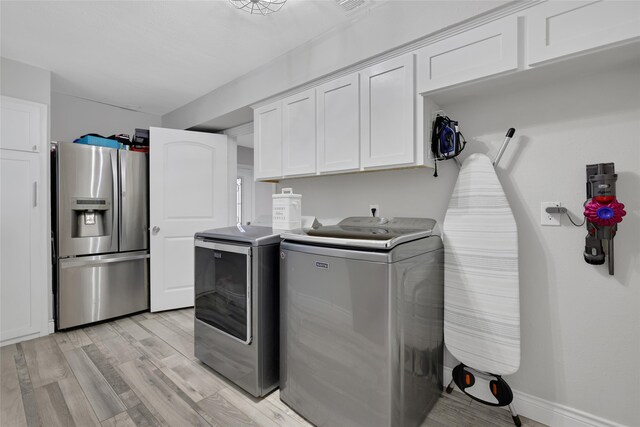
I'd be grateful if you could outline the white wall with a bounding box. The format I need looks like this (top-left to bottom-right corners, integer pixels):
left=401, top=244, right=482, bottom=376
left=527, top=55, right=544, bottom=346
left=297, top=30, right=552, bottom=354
left=279, top=63, right=640, bottom=425
left=51, top=92, right=161, bottom=142
left=162, top=1, right=506, bottom=130
left=236, top=145, right=274, bottom=224
left=237, top=145, right=253, bottom=166
left=1, top=57, right=51, bottom=105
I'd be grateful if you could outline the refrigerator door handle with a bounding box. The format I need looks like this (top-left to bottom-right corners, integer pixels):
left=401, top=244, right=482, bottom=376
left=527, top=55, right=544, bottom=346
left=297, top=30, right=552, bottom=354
left=112, top=148, right=119, bottom=251
left=119, top=150, right=126, bottom=248
left=59, top=252, right=149, bottom=268
left=51, top=230, right=56, bottom=263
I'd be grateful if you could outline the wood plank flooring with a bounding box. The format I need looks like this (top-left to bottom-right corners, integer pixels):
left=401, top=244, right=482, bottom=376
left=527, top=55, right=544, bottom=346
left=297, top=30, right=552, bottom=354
left=0, top=309, right=547, bottom=427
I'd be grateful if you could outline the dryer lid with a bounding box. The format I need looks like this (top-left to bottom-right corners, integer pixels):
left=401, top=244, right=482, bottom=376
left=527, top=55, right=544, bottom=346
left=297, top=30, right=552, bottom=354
left=195, top=225, right=281, bottom=246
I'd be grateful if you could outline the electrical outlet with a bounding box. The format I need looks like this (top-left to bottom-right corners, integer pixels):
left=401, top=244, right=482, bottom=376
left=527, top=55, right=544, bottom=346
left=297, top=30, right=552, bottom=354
left=369, top=204, right=380, bottom=217
left=541, top=202, right=562, bottom=226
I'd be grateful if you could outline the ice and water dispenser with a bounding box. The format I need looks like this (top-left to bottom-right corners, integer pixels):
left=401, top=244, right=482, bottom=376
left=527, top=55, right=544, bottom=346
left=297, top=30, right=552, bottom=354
left=71, top=197, right=111, bottom=238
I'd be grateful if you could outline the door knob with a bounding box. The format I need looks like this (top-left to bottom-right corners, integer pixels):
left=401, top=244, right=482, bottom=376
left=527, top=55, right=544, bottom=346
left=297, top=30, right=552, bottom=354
left=152, top=226, right=160, bottom=235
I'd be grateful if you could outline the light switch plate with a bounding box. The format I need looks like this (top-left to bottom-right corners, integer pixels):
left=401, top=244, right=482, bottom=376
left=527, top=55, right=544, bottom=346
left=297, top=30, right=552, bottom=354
left=541, top=202, right=562, bottom=226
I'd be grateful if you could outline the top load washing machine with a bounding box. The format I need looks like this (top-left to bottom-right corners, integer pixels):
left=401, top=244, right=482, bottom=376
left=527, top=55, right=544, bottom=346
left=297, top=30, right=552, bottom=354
left=279, top=217, right=444, bottom=427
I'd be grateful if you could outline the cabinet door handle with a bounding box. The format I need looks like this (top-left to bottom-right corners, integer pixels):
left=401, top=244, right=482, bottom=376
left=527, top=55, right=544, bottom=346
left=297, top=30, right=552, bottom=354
left=33, top=182, right=38, bottom=207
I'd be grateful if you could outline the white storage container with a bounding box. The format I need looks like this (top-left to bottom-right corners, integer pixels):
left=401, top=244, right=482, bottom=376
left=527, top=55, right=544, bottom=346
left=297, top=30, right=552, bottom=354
left=273, top=188, right=302, bottom=230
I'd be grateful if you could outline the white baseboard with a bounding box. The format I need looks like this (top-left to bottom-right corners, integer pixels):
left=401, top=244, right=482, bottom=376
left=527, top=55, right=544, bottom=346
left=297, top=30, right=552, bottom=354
left=443, top=367, right=626, bottom=427
left=48, top=320, right=55, bottom=334
left=0, top=326, right=52, bottom=347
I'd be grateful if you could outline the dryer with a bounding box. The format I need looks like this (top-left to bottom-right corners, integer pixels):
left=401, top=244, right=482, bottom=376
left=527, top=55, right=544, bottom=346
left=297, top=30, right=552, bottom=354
left=194, top=225, right=280, bottom=397
left=279, top=217, right=444, bottom=427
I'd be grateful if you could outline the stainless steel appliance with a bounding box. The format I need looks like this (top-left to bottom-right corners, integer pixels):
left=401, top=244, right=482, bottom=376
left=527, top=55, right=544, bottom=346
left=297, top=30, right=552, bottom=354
left=194, top=225, right=280, bottom=397
left=279, top=217, right=444, bottom=427
left=52, top=142, right=149, bottom=329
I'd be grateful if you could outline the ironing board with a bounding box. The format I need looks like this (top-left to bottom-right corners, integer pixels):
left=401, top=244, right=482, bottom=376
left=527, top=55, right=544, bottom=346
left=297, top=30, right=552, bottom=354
left=443, top=153, right=520, bottom=376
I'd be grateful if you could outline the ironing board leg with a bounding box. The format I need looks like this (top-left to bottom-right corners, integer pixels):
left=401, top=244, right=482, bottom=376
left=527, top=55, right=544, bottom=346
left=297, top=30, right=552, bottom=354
left=445, top=378, right=455, bottom=394
left=508, top=403, right=522, bottom=427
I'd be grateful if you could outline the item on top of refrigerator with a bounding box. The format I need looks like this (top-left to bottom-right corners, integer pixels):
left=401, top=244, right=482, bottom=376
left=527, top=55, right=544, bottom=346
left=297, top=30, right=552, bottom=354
left=75, top=134, right=122, bottom=149
left=109, top=134, right=131, bottom=144
left=130, top=146, right=149, bottom=153
left=132, top=128, right=150, bottom=145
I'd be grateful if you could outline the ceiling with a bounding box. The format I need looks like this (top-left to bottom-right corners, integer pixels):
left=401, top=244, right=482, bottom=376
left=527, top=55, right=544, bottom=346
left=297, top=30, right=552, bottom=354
left=1, top=1, right=380, bottom=116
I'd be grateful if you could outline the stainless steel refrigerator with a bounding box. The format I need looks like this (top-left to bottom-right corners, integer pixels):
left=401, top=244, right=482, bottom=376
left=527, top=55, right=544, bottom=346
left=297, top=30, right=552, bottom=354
left=52, top=142, right=149, bottom=329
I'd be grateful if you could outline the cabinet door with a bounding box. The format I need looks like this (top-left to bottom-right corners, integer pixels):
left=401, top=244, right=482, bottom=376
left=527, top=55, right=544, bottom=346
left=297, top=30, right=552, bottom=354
left=254, top=102, right=283, bottom=180
left=361, top=54, right=415, bottom=169
left=1, top=151, right=44, bottom=343
left=0, top=96, right=46, bottom=153
left=416, top=16, right=518, bottom=93
left=282, top=89, right=316, bottom=177
left=527, top=1, right=640, bottom=66
left=317, top=73, right=360, bottom=173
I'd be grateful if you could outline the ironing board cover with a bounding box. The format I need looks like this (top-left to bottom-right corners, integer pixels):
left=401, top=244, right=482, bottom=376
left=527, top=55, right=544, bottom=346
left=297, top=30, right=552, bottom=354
left=443, top=153, right=520, bottom=375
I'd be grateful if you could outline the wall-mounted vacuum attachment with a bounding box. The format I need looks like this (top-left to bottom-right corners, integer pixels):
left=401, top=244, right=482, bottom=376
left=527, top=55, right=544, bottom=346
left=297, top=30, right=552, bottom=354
left=583, top=163, right=626, bottom=275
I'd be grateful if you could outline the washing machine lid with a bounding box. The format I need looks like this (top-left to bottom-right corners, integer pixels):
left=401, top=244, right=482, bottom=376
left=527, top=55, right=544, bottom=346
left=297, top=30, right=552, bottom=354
left=280, top=217, right=437, bottom=250
left=195, top=225, right=281, bottom=246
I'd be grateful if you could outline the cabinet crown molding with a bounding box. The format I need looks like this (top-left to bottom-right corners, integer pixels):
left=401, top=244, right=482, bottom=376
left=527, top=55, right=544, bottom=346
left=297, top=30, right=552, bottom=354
left=250, top=0, right=544, bottom=110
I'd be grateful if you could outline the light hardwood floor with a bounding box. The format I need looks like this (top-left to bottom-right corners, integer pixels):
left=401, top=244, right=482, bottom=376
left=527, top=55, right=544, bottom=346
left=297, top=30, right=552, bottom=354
left=0, top=309, right=546, bottom=427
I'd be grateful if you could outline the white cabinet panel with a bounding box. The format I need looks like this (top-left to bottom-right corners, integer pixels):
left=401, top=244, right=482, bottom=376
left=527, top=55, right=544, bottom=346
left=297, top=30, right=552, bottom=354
left=528, top=0, right=640, bottom=65
left=254, top=102, right=283, bottom=180
left=0, top=151, right=43, bottom=342
left=0, top=97, right=46, bottom=153
left=282, top=89, right=316, bottom=177
left=361, top=54, right=415, bottom=169
left=317, top=73, right=360, bottom=173
left=417, top=16, right=518, bottom=93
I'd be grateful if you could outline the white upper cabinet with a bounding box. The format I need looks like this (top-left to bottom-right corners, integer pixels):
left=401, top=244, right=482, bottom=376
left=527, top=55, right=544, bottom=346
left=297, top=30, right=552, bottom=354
left=282, top=89, right=317, bottom=177
left=0, top=97, right=46, bottom=153
left=253, top=1, right=640, bottom=181
left=316, top=73, right=360, bottom=173
left=360, top=54, right=415, bottom=169
left=416, top=16, right=519, bottom=93
left=527, top=0, right=640, bottom=66
left=254, top=101, right=282, bottom=180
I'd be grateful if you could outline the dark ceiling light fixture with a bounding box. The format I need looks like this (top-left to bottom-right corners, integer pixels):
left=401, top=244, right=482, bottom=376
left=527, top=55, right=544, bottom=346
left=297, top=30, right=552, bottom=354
left=228, top=0, right=287, bottom=15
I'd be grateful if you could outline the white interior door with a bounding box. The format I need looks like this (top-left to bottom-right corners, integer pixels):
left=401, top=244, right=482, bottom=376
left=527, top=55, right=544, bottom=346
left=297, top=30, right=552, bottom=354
left=150, top=127, right=231, bottom=312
